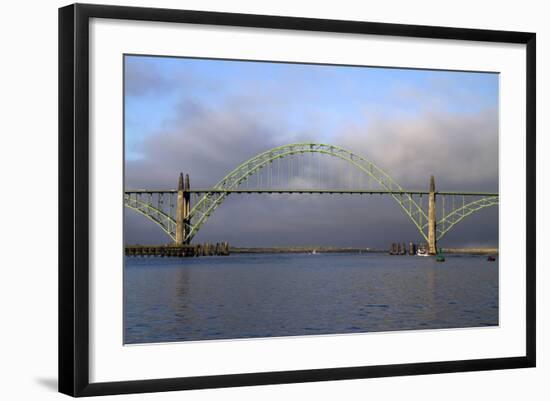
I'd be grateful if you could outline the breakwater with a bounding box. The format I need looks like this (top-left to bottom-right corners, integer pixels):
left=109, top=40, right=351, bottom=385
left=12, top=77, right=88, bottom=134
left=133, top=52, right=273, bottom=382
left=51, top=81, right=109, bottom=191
left=125, top=244, right=498, bottom=257
left=234, top=246, right=498, bottom=256
left=441, top=248, right=498, bottom=255
left=231, top=247, right=385, bottom=254
left=125, top=242, right=230, bottom=257
left=389, top=241, right=498, bottom=256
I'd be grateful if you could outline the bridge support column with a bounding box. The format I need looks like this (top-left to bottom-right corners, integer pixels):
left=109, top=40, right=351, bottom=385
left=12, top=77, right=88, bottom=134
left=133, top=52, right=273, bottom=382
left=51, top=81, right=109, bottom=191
left=184, top=174, right=191, bottom=239
left=175, top=173, right=191, bottom=245
left=428, top=175, right=437, bottom=255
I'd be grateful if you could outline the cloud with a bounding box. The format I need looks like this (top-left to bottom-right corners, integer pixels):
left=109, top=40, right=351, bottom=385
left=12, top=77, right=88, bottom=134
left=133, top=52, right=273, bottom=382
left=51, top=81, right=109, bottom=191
left=339, top=107, right=498, bottom=191
left=124, top=66, right=498, bottom=248
left=126, top=99, right=290, bottom=188
left=124, top=58, right=220, bottom=98
left=125, top=60, right=169, bottom=96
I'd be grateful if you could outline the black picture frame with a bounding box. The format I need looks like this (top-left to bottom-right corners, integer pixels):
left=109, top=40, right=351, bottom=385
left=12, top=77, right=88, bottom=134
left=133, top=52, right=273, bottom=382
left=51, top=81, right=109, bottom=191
left=59, top=3, right=536, bottom=397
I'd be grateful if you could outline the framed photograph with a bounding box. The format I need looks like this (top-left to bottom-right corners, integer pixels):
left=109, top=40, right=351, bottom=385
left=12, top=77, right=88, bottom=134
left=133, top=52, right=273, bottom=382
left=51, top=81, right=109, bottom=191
left=59, top=3, right=536, bottom=397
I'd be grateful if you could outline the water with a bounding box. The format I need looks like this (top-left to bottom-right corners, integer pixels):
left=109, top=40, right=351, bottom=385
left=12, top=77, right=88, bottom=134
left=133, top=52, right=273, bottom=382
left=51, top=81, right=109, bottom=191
left=124, top=253, right=498, bottom=344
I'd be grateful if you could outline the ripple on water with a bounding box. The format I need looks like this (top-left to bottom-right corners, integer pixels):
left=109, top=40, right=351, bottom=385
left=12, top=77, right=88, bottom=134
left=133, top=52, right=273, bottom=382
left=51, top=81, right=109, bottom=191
left=124, top=253, right=499, bottom=344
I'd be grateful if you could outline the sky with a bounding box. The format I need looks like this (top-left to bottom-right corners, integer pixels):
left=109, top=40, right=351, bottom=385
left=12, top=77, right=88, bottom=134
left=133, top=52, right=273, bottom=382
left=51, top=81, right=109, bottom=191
left=124, top=55, right=499, bottom=248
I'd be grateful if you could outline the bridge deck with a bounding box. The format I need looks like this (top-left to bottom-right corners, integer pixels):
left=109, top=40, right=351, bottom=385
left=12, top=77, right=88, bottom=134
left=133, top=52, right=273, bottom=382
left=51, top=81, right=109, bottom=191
left=125, top=188, right=499, bottom=196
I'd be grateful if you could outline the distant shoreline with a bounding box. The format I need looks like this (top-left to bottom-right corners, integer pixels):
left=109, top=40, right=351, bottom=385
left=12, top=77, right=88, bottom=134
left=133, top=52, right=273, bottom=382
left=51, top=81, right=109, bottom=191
left=231, top=247, right=385, bottom=254
left=124, top=245, right=498, bottom=257
left=440, top=248, right=498, bottom=255
left=230, top=247, right=498, bottom=255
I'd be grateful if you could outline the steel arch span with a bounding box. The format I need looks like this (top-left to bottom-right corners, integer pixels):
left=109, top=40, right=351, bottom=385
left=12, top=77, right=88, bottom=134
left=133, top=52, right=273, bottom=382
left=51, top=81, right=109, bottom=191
left=124, top=142, right=498, bottom=244
left=186, top=143, right=428, bottom=243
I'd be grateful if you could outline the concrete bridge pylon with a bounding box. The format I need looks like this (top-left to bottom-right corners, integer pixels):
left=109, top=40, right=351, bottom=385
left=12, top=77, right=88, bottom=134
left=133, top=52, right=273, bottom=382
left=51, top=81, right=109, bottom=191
left=175, top=173, right=191, bottom=245
left=428, top=175, right=437, bottom=255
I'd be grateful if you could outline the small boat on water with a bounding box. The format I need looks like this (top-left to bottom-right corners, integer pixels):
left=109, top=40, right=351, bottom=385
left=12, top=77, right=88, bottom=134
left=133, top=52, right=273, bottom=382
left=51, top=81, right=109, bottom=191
left=311, top=249, right=317, bottom=255
left=487, top=255, right=496, bottom=261
left=416, top=244, right=444, bottom=261
left=416, top=245, right=429, bottom=257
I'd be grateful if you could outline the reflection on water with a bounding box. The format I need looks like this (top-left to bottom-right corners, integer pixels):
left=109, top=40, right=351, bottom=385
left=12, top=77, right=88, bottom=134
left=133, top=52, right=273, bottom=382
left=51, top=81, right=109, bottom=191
left=124, top=253, right=498, bottom=344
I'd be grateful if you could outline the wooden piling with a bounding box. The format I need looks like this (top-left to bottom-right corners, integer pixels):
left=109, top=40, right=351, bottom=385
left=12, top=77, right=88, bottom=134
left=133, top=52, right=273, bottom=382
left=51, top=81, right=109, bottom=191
left=125, top=242, right=231, bottom=258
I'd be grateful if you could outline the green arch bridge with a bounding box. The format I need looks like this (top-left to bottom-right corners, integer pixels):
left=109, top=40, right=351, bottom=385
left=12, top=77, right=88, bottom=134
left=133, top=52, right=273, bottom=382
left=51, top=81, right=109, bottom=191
left=124, top=143, right=498, bottom=254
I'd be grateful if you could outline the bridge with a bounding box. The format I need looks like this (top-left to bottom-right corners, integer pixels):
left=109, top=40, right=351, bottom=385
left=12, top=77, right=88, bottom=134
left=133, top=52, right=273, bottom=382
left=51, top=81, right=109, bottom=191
left=124, top=143, right=498, bottom=255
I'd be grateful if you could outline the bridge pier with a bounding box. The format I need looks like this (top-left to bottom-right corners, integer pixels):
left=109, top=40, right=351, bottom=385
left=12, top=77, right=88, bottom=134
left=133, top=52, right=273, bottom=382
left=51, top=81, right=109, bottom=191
left=428, top=175, right=437, bottom=255
left=175, top=173, right=191, bottom=245
left=185, top=173, right=190, bottom=233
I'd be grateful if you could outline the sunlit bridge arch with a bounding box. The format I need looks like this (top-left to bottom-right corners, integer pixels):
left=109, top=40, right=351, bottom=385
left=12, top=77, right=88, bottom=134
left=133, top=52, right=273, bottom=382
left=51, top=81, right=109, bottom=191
left=124, top=142, right=499, bottom=250
left=433, top=196, right=499, bottom=241
left=125, top=196, right=176, bottom=239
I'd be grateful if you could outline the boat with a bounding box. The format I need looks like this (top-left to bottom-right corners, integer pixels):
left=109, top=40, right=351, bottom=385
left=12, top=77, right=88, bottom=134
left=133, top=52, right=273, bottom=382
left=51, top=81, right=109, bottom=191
left=311, top=249, right=317, bottom=255
left=487, top=255, right=496, bottom=261
left=416, top=245, right=429, bottom=257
